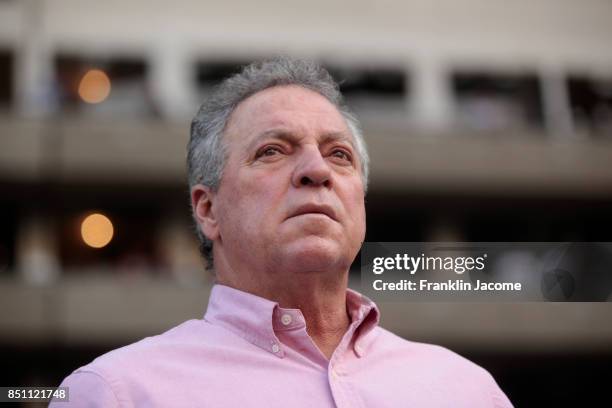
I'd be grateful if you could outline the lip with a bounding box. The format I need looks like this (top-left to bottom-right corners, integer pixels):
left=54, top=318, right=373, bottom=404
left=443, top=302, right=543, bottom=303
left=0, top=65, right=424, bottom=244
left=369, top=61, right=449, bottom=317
left=288, top=203, right=338, bottom=222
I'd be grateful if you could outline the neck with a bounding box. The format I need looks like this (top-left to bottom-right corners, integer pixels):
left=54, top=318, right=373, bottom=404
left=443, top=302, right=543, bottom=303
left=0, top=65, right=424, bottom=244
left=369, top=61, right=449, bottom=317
left=271, top=276, right=350, bottom=359
left=215, top=260, right=351, bottom=359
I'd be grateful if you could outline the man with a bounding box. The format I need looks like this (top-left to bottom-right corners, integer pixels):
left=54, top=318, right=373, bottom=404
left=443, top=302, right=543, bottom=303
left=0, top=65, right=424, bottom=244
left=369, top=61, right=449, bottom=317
left=52, top=58, right=513, bottom=407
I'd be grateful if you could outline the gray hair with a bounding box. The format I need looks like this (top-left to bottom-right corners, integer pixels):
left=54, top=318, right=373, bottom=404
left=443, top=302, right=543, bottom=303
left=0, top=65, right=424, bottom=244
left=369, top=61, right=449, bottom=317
left=187, top=57, right=369, bottom=269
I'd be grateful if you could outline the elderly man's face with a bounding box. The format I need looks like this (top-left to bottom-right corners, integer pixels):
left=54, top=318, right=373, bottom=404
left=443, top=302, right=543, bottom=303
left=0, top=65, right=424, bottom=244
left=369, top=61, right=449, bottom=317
left=209, top=85, right=366, bottom=275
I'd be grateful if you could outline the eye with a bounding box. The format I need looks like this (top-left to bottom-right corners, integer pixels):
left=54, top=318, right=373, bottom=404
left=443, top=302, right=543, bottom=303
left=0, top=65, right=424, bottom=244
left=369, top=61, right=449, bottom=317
left=256, top=145, right=283, bottom=158
left=330, top=148, right=352, bottom=162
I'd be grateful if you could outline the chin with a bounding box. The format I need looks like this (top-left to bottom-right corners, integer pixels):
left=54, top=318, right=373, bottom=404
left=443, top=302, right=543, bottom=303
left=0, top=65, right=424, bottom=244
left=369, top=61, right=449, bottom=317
left=278, top=237, right=350, bottom=272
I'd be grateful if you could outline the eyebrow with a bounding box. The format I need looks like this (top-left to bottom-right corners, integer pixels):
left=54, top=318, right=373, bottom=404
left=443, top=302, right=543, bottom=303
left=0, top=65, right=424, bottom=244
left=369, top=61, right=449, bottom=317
left=246, top=128, right=356, bottom=152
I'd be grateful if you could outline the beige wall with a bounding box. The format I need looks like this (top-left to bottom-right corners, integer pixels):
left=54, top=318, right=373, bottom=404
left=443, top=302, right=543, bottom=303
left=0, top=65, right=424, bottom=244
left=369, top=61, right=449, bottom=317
left=1, top=1, right=611, bottom=66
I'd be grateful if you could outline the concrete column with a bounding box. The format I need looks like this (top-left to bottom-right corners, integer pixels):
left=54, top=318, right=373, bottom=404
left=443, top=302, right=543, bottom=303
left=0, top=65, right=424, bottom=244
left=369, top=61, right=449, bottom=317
left=15, top=214, right=59, bottom=285
left=540, top=68, right=575, bottom=137
left=157, top=215, right=207, bottom=285
left=15, top=0, right=56, bottom=117
left=411, top=58, right=454, bottom=131
left=148, top=44, right=192, bottom=119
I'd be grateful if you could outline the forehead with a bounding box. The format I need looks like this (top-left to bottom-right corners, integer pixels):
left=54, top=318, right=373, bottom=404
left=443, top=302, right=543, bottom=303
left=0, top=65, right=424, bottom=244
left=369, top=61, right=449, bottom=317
left=224, top=85, right=350, bottom=146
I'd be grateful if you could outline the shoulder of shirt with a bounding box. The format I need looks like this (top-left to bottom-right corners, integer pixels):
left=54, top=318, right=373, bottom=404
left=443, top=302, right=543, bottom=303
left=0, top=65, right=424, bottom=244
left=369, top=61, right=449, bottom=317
left=55, top=318, right=232, bottom=405
left=68, top=318, right=210, bottom=379
left=371, top=326, right=500, bottom=383
left=370, top=326, right=512, bottom=407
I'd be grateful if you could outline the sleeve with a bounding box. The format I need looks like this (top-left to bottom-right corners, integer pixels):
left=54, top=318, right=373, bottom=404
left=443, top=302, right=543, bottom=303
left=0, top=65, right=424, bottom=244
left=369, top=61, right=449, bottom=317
left=49, top=370, right=120, bottom=408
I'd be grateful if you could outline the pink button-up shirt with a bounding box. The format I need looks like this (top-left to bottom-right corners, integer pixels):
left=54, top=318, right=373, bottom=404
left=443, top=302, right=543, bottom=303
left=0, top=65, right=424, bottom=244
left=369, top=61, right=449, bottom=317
left=51, top=284, right=513, bottom=407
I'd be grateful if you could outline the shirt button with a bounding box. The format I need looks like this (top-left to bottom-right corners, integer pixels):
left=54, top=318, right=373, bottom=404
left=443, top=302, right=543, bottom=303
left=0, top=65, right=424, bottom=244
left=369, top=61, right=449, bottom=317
left=331, top=367, right=344, bottom=379
left=271, top=343, right=280, bottom=353
left=281, top=314, right=293, bottom=326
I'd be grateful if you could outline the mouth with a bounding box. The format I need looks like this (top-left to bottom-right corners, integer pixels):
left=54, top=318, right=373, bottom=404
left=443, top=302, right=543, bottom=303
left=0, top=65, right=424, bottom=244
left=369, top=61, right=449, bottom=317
left=289, top=204, right=338, bottom=222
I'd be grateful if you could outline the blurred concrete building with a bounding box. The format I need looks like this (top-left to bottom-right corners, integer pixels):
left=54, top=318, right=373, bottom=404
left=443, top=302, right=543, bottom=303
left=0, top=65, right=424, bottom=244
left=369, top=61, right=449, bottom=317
left=1, top=1, right=612, bottom=405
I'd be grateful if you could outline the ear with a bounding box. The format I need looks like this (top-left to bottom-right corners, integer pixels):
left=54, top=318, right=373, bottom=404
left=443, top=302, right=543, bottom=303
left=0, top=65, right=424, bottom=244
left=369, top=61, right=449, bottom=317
left=191, top=184, right=220, bottom=241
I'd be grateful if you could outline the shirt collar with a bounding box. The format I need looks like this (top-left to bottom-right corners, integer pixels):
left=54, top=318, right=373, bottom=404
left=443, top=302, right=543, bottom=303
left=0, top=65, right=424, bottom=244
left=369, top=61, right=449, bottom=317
left=204, top=284, right=380, bottom=358
left=346, top=288, right=380, bottom=357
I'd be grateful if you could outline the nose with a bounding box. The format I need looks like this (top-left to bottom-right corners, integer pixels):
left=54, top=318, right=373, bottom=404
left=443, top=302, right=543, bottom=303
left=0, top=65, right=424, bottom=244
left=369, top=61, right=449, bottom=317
left=291, top=146, right=332, bottom=189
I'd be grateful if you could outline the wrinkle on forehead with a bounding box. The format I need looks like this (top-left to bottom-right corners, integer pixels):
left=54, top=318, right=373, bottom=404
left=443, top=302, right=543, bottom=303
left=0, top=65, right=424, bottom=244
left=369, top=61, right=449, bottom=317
left=224, top=85, right=350, bottom=147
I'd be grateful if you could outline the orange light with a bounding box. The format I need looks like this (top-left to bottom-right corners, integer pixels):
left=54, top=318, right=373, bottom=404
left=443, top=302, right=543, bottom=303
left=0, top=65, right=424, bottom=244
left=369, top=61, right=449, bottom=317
left=78, top=69, right=111, bottom=104
left=81, top=213, right=114, bottom=248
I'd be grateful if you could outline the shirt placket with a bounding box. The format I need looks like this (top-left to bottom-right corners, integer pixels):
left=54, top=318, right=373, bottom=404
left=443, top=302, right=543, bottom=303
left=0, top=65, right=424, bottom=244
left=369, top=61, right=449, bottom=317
left=327, top=321, right=366, bottom=408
